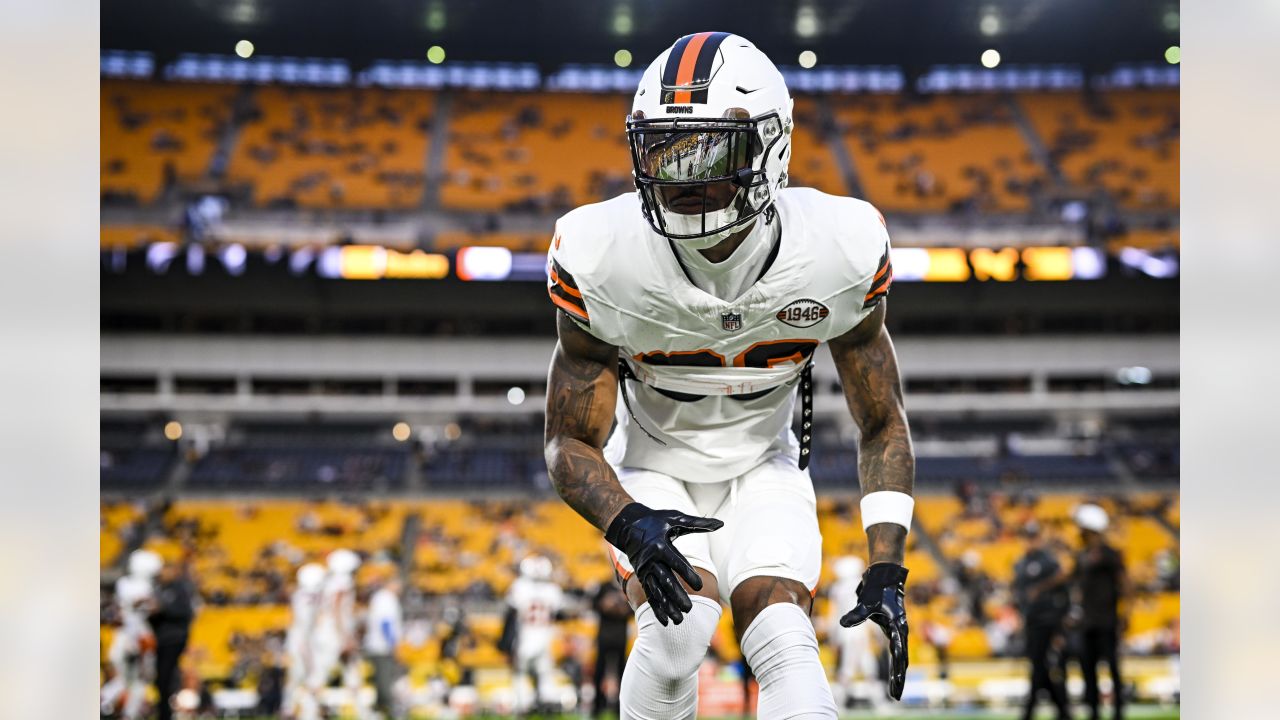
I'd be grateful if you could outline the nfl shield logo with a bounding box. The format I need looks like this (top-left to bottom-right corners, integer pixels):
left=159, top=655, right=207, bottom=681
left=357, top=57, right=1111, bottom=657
left=720, top=311, right=742, bottom=332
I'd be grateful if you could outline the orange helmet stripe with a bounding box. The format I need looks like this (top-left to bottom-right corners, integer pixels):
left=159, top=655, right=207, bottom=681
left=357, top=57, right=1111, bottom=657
left=673, top=32, right=714, bottom=103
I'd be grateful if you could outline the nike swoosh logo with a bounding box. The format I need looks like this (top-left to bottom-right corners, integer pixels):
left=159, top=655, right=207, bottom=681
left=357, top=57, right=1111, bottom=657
left=736, top=85, right=762, bottom=94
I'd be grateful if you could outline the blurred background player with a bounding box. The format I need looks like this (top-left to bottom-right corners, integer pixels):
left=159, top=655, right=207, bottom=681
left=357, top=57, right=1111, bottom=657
left=149, top=558, right=197, bottom=720
left=104, top=549, right=163, bottom=720
left=505, top=554, right=565, bottom=713
left=1013, top=522, right=1072, bottom=720
left=286, top=563, right=327, bottom=720
left=315, top=549, right=362, bottom=717
left=364, top=574, right=406, bottom=720
left=827, top=556, right=888, bottom=710
left=1071, top=503, right=1128, bottom=720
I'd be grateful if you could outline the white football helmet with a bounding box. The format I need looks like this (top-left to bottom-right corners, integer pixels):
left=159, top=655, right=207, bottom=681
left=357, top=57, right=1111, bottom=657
left=127, top=549, right=163, bottom=580
left=628, top=32, right=794, bottom=247
left=326, top=548, right=361, bottom=576
left=519, top=554, right=553, bottom=582
left=296, top=562, right=327, bottom=592
left=833, top=556, right=866, bottom=581
left=1073, top=503, right=1110, bottom=533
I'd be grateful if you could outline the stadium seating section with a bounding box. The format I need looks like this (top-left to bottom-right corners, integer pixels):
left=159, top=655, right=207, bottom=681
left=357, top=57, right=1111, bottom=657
left=103, top=416, right=1180, bottom=493
left=102, top=490, right=1177, bottom=685
left=787, top=95, right=847, bottom=195
left=101, top=81, right=238, bottom=204
left=1023, top=91, right=1179, bottom=209
left=101, top=83, right=1179, bottom=217
left=227, top=87, right=436, bottom=209
left=830, top=94, right=1046, bottom=213
left=184, top=423, right=413, bottom=491
left=101, top=421, right=176, bottom=490
left=100, top=224, right=181, bottom=249
left=440, top=91, right=633, bottom=212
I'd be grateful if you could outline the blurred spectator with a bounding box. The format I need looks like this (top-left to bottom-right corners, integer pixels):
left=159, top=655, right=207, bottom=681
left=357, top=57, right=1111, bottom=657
left=1070, top=504, right=1127, bottom=720
left=590, top=582, right=630, bottom=717
left=150, top=560, right=198, bottom=720
left=1013, top=521, right=1071, bottom=720
left=365, top=576, right=406, bottom=719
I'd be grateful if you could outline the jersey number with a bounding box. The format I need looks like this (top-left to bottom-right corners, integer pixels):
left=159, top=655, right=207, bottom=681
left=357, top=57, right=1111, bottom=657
left=635, top=339, right=818, bottom=369
left=522, top=601, right=552, bottom=626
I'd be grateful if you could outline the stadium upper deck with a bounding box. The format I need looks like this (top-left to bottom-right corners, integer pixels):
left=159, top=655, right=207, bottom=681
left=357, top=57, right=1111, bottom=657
left=102, top=81, right=1179, bottom=220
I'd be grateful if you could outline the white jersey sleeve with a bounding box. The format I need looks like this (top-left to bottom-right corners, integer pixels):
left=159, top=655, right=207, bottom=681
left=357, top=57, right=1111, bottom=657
left=547, top=207, right=618, bottom=344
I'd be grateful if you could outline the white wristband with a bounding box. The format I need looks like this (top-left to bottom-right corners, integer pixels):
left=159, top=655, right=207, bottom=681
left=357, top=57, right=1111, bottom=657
left=860, top=491, right=915, bottom=532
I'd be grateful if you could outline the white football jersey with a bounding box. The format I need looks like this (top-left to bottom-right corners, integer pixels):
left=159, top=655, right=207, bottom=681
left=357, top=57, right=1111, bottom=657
left=317, top=573, right=355, bottom=638
left=115, top=575, right=154, bottom=639
left=548, top=188, right=892, bottom=482
left=828, top=576, right=860, bottom=629
left=287, top=586, right=323, bottom=649
left=506, top=577, right=564, bottom=654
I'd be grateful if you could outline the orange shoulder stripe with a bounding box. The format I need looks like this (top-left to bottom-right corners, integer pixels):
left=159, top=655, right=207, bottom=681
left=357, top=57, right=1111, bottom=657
left=549, top=288, right=590, bottom=322
left=549, top=267, right=582, bottom=299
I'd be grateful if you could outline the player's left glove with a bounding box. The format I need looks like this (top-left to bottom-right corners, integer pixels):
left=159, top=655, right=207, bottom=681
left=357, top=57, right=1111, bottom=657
left=840, top=562, right=910, bottom=700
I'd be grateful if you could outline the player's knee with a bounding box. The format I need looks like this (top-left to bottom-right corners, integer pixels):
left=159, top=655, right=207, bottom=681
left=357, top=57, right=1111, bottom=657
left=729, top=575, right=811, bottom=642
left=633, top=595, right=721, bottom=680
left=740, top=602, right=837, bottom=719
left=625, top=568, right=719, bottom=609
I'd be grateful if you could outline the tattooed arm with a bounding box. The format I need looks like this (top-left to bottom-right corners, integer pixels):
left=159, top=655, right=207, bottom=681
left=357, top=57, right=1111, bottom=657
left=828, top=301, right=915, bottom=565
left=543, top=312, right=632, bottom=531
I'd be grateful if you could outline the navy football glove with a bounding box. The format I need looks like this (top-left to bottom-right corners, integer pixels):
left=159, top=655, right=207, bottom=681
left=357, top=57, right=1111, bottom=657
left=605, top=502, right=722, bottom=626
left=840, top=562, right=910, bottom=700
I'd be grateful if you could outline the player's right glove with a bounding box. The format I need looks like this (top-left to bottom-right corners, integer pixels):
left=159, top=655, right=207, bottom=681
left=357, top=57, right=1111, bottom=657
left=840, top=562, right=910, bottom=700
left=605, top=502, right=723, bottom=626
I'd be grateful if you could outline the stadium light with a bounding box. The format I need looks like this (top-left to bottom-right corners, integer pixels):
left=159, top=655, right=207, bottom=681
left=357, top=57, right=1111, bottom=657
left=798, top=50, right=817, bottom=69
left=444, top=422, right=462, bottom=441
left=392, top=422, right=412, bottom=442
left=426, top=0, right=446, bottom=31
left=981, top=49, right=1001, bottom=69
left=612, top=4, right=633, bottom=35
left=1165, top=45, right=1180, bottom=65
left=507, top=387, right=526, bottom=406
left=1116, top=366, right=1153, bottom=385
left=795, top=5, right=819, bottom=39
left=427, top=45, right=446, bottom=64
left=1162, top=8, right=1180, bottom=32
left=164, top=421, right=183, bottom=441
left=979, top=8, right=1001, bottom=37
left=614, top=49, right=632, bottom=68
left=235, top=40, right=255, bottom=59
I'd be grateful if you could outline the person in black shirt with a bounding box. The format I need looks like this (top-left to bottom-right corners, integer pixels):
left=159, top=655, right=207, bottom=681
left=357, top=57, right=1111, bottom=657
left=1071, top=504, right=1127, bottom=720
left=590, top=582, right=632, bottom=717
left=1013, top=521, right=1072, bottom=720
left=148, top=560, right=197, bottom=720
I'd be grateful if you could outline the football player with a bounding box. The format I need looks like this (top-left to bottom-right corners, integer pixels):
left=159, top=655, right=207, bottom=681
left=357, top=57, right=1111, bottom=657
left=285, top=563, right=326, bottom=720
left=106, top=549, right=163, bottom=720
left=828, top=556, right=887, bottom=710
left=543, top=33, right=915, bottom=718
left=505, top=555, right=566, bottom=713
left=312, top=549, right=362, bottom=717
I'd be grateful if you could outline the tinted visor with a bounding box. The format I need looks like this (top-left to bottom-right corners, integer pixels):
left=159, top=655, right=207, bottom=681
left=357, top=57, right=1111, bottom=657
left=635, top=126, right=759, bottom=183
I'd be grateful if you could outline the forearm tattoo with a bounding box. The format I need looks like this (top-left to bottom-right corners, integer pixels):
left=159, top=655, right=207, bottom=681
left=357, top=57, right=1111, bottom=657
left=831, top=304, right=916, bottom=565
left=544, top=314, right=633, bottom=532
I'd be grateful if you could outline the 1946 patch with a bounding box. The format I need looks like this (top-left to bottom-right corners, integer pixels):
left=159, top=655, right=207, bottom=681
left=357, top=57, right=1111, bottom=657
left=775, top=299, right=830, bottom=328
